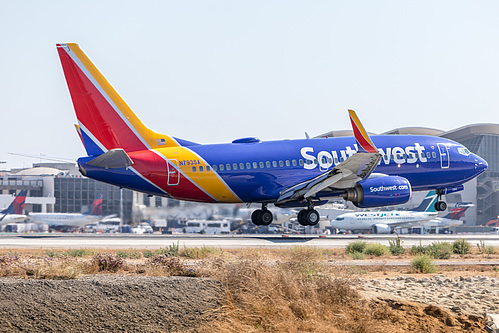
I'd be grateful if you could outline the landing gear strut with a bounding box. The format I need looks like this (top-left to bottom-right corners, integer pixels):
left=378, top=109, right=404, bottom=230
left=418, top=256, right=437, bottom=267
left=251, top=204, right=273, bottom=226
left=297, top=200, right=320, bottom=226
left=434, top=190, right=448, bottom=212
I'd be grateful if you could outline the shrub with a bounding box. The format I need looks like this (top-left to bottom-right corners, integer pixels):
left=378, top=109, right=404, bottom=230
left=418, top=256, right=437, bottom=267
left=388, top=235, right=405, bottom=256
left=363, top=243, right=388, bottom=257
left=453, top=239, right=471, bottom=255
left=66, top=249, right=89, bottom=257
left=92, top=254, right=125, bottom=272
left=180, top=246, right=220, bottom=259
left=410, top=242, right=428, bottom=256
left=427, top=242, right=452, bottom=259
left=411, top=255, right=437, bottom=273
left=348, top=251, right=365, bottom=260
left=116, top=250, right=143, bottom=259
left=346, top=241, right=367, bottom=254
left=157, top=242, right=180, bottom=257
left=147, top=255, right=196, bottom=276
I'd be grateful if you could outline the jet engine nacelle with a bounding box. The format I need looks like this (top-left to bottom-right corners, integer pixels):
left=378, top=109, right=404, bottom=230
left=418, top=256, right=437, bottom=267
left=343, top=176, right=412, bottom=208
left=371, top=223, right=391, bottom=234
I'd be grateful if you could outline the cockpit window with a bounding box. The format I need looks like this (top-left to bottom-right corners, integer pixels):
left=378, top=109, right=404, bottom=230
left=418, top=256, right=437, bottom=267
left=336, top=217, right=344, bottom=221
left=458, top=147, right=471, bottom=156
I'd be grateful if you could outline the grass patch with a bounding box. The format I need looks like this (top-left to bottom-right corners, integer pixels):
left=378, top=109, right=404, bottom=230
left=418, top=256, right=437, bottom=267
left=363, top=243, right=389, bottom=257
left=346, top=241, right=367, bottom=254
left=411, top=255, right=437, bottom=273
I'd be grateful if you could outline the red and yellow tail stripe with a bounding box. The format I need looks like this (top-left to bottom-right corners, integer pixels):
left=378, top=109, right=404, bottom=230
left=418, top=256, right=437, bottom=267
left=57, top=43, right=241, bottom=203
left=348, top=109, right=378, bottom=153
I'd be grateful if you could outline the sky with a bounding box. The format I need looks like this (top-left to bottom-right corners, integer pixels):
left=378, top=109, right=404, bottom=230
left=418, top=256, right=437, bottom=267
left=1, top=1, right=498, bottom=171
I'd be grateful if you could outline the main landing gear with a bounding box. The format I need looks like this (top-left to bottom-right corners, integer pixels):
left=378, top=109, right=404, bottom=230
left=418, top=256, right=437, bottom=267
left=297, top=200, right=320, bottom=226
left=251, top=204, right=273, bottom=226
left=251, top=201, right=320, bottom=227
left=434, top=190, right=448, bottom=212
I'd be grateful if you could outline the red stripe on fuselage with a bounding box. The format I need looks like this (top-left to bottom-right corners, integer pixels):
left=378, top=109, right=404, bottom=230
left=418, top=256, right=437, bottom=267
left=58, top=48, right=146, bottom=152
left=128, top=150, right=216, bottom=203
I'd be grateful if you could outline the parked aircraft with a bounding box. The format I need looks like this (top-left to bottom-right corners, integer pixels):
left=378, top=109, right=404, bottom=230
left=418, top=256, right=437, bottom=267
left=56, top=43, right=488, bottom=226
left=423, top=202, right=473, bottom=228
left=28, top=193, right=104, bottom=227
left=330, top=191, right=439, bottom=233
left=0, top=190, right=28, bottom=225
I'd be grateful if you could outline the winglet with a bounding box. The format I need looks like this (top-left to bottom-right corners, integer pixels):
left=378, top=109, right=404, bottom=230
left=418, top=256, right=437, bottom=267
left=348, top=110, right=378, bottom=153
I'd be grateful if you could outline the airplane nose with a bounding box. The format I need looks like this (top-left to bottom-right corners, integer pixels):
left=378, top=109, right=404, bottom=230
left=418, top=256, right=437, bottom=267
left=473, top=154, right=488, bottom=174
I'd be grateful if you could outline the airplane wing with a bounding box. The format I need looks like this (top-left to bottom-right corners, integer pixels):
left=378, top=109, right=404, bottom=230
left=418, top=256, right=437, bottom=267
left=276, top=110, right=382, bottom=205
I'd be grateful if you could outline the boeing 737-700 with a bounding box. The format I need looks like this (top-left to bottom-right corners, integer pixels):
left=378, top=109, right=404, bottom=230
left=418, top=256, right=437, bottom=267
left=56, top=43, right=488, bottom=226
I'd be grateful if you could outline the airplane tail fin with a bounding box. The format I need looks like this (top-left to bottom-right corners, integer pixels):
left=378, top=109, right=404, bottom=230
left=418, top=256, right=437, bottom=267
left=85, top=193, right=103, bottom=216
left=56, top=43, right=181, bottom=156
left=412, top=190, right=438, bottom=212
left=1, top=190, right=28, bottom=215
left=442, top=203, right=473, bottom=220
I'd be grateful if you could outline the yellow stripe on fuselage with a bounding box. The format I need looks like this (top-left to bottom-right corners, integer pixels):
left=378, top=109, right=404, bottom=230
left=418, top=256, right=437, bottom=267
left=155, top=147, right=242, bottom=203
left=66, top=43, right=179, bottom=149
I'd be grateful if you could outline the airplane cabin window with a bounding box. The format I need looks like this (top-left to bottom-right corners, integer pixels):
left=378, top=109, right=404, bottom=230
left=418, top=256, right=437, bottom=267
left=285, top=160, right=290, bottom=167
left=192, top=167, right=197, bottom=172
left=299, top=159, right=304, bottom=166
left=279, top=160, right=284, bottom=167
left=432, top=152, right=436, bottom=158
left=219, top=164, right=224, bottom=171
left=259, top=162, right=264, bottom=168
left=246, top=162, right=251, bottom=169
left=232, top=163, right=237, bottom=170
left=239, top=163, right=245, bottom=170
left=199, top=166, right=204, bottom=172
left=206, top=166, right=211, bottom=172
left=426, top=152, right=431, bottom=158
left=253, top=162, right=258, bottom=169
left=266, top=161, right=271, bottom=168
left=292, top=159, right=297, bottom=166
left=226, top=164, right=231, bottom=171
left=272, top=161, right=277, bottom=167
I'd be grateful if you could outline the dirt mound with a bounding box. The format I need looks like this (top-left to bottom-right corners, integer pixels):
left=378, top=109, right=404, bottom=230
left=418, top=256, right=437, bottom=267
left=0, top=275, right=223, bottom=332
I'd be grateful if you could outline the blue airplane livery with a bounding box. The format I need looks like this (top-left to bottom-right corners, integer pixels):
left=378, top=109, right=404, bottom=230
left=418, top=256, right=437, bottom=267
left=56, top=43, right=488, bottom=226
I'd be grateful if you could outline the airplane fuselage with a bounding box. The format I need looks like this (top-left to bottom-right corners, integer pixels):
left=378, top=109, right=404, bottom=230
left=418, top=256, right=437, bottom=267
left=79, top=135, right=487, bottom=205
left=331, top=210, right=436, bottom=231
left=29, top=213, right=101, bottom=227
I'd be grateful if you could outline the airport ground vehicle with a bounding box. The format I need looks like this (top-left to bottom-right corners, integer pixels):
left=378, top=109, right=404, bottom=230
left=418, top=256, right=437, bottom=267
left=184, top=220, right=231, bottom=234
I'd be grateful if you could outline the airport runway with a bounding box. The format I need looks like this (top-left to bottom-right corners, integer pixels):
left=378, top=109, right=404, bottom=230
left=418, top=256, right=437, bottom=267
left=1, top=233, right=499, bottom=249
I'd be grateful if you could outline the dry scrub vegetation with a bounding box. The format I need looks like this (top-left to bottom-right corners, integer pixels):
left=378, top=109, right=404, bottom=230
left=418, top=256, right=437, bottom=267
left=0, top=244, right=496, bottom=332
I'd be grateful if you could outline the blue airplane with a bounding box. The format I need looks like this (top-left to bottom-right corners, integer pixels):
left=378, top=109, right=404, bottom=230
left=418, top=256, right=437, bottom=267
left=56, top=43, right=488, bottom=227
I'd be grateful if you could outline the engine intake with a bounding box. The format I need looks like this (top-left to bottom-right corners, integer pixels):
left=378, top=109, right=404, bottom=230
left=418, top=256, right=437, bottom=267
left=343, top=176, right=412, bottom=208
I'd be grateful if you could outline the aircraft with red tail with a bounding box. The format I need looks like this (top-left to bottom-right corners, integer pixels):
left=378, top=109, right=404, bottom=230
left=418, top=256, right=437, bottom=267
left=56, top=43, right=488, bottom=226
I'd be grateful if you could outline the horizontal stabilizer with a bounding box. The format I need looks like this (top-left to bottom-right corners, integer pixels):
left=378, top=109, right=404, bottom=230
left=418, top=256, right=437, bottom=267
left=86, top=149, right=133, bottom=169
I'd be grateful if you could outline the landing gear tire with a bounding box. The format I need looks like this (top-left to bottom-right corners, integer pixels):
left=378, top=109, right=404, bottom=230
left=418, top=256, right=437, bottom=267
left=251, top=209, right=273, bottom=226
left=298, top=209, right=320, bottom=226
left=435, top=201, right=447, bottom=212
left=251, top=210, right=262, bottom=225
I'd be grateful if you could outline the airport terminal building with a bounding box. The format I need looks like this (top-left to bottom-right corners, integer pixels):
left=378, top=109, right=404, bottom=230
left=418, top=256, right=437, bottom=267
left=1, top=123, right=498, bottom=227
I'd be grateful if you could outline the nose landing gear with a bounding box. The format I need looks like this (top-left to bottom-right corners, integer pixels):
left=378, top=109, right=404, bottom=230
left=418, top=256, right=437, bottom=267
left=434, top=190, right=448, bottom=212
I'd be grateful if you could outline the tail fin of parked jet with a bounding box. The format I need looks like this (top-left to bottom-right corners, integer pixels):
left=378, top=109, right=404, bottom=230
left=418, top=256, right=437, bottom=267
left=84, top=193, right=104, bottom=216
left=1, top=189, right=28, bottom=215
left=56, top=43, right=183, bottom=156
left=441, top=203, right=473, bottom=220
left=411, top=191, right=438, bottom=213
